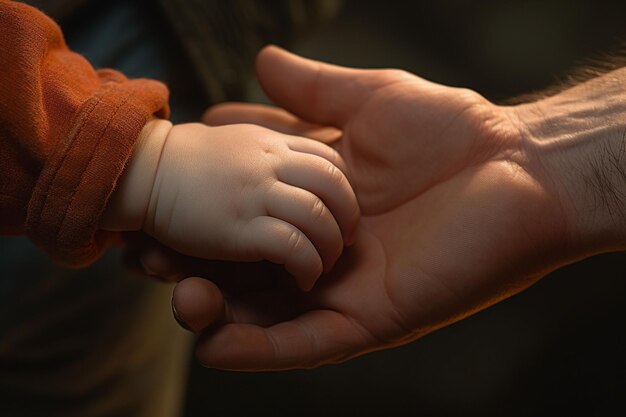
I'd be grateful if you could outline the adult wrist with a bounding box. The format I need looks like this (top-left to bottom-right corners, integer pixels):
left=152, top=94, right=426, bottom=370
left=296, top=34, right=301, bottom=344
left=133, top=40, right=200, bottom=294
left=101, top=118, right=173, bottom=231
left=510, top=70, right=626, bottom=256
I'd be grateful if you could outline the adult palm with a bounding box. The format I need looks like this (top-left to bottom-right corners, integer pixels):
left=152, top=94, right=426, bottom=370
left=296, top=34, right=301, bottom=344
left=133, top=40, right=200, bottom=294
left=168, top=46, right=571, bottom=370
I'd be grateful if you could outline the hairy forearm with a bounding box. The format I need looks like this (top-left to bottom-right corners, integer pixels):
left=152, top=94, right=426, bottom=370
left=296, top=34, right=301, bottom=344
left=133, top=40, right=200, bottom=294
left=512, top=66, right=626, bottom=255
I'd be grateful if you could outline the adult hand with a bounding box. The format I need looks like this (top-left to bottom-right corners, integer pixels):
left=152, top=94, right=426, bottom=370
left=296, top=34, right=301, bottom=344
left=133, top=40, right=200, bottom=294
left=153, top=46, right=620, bottom=370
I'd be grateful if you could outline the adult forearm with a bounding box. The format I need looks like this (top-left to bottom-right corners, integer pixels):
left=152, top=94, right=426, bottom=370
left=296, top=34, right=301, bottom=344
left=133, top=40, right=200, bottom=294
left=512, top=66, right=626, bottom=256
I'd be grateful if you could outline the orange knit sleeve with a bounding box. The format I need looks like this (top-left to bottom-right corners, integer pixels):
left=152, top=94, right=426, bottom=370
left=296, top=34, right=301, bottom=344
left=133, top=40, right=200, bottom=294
left=0, top=0, right=170, bottom=266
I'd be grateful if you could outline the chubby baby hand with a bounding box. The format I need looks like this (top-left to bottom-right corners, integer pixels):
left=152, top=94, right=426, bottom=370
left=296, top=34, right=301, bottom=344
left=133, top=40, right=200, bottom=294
left=103, top=120, right=359, bottom=290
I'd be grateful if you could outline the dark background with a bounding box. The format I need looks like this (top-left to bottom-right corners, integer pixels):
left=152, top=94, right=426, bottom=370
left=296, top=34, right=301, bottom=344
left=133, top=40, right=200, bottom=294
left=183, top=1, right=626, bottom=416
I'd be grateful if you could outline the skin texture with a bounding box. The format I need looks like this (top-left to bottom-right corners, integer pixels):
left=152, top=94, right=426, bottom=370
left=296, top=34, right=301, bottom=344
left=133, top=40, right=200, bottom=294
left=138, top=46, right=626, bottom=370
left=103, top=119, right=359, bottom=291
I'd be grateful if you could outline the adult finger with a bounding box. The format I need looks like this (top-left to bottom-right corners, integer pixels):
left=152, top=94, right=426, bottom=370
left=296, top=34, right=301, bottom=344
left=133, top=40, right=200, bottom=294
left=173, top=277, right=314, bottom=331
left=195, top=310, right=374, bottom=371
left=172, top=277, right=225, bottom=332
left=256, top=45, right=411, bottom=127
left=202, top=102, right=342, bottom=144
left=121, top=232, right=188, bottom=282
left=133, top=243, right=240, bottom=284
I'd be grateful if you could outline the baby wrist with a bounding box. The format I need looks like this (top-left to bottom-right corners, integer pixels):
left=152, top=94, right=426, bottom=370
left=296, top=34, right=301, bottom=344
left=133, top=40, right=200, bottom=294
left=101, top=118, right=173, bottom=231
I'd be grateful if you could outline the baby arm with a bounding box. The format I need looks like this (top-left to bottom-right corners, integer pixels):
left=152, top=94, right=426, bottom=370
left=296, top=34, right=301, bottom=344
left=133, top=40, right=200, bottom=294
left=102, top=119, right=359, bottom=290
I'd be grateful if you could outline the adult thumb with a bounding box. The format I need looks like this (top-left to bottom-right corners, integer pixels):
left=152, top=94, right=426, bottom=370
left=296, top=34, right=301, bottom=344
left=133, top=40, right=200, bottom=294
left=256, top=45, right=376, bottom=128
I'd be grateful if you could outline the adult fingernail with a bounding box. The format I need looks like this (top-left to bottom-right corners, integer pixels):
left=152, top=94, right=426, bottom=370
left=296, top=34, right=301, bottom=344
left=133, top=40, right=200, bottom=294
left=171, top=296, right=192, bottom=332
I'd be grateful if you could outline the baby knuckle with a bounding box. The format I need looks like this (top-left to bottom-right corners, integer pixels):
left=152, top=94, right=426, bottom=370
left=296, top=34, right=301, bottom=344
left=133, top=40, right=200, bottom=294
left=286, top=229, right=304, bottom=254
left=310, top=198, right=327, bottom=222
left=325, top=163, right=345, bottom=185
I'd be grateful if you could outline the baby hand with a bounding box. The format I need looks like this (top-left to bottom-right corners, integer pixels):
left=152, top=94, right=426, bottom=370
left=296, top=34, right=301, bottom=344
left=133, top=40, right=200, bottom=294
left=103, top=120, right=359, bottom=290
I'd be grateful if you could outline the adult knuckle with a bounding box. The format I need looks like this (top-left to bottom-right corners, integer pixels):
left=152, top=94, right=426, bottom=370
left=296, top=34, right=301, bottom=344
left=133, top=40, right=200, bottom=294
left=376, top=68, right=412, bottom=82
